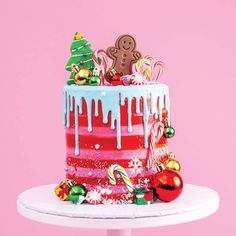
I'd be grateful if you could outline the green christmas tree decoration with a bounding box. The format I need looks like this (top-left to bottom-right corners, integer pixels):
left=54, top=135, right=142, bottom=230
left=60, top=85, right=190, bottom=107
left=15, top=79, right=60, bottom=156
left=66, top=32, right=95, bottom=85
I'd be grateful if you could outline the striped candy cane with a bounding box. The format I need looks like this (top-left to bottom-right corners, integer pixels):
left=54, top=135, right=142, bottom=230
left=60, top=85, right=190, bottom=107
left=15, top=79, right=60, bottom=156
left=92, top=49, right=108, bottom=85
left=133, top=58, right=153, bottom=80
left=146, top=121, right=165, bottom=169
left=144, top=56, right=164, bottom=82
left=108, top=164, right=134, bottom=192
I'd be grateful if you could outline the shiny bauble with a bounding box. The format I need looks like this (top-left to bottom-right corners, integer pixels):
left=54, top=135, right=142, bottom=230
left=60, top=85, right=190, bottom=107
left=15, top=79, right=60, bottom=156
left=105, top=68, right=117, bottom=83
left=68, top=185, right=87, bottom=204
left=88, top=76, right=101, bottom=86
left=111, top=80, right=123, bottom=86
left=165, top=153, right=181, bottom=172
left=74, top=68, right=92, bottom=85
left=78, top=68, right=92, bottom=79
left=112, top=74, right=122, bottom=81
left=111, top=74, right=123, bottom=86
left=164, top=126, right=175, bottom=139
left=74, top=73, right=87, bottom=85
left=153, top=168, right=183, bottom=202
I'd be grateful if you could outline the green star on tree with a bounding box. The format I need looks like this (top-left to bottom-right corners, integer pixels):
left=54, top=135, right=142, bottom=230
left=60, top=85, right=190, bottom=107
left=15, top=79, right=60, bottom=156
left=66, top=32, right=95, bottom=85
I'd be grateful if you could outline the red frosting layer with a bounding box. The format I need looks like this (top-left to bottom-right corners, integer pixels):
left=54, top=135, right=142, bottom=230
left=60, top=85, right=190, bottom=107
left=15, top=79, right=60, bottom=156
left=65, top=96, right=168, bottom=204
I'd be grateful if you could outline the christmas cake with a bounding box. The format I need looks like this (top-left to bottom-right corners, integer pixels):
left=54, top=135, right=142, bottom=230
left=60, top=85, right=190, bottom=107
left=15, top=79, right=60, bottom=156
left=55, top=33, right=183, bottom=205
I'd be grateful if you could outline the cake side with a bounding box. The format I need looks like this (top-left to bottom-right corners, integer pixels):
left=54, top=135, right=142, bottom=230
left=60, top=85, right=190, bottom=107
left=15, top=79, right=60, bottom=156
left=64, top=84, right=170, bottom=204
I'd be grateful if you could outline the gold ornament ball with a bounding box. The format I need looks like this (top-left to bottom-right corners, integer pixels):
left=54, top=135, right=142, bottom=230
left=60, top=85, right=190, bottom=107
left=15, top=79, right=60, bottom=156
left=74, top=73, right=86, bottom=85
left=78, top=68, right=92, bottom=79
left=74, top=68, right=92, bottom=85
left=165, top=159, right=181, bottom=172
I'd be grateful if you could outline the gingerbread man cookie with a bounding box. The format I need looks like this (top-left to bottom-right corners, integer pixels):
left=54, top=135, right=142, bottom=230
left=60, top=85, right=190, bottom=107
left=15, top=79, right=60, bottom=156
left=107, top=34, right=142, bottom=75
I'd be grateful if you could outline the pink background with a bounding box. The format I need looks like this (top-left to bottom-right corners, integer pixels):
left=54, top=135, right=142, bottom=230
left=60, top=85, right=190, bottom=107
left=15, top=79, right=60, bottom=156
left=1, top=0, right=235, bottom=235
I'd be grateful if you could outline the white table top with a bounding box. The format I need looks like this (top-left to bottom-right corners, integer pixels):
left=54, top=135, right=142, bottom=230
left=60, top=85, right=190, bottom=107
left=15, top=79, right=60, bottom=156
left=17, top=184, right=219, bottom=229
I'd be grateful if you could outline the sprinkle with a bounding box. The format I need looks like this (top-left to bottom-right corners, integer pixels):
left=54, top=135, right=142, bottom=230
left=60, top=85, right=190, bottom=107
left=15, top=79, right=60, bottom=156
left=95, top=144, right=100, bottom=149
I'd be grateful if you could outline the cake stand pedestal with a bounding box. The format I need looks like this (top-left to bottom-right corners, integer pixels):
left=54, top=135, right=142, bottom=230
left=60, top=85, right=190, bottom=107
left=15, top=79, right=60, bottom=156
left=17, top=184, right=219, bottom=236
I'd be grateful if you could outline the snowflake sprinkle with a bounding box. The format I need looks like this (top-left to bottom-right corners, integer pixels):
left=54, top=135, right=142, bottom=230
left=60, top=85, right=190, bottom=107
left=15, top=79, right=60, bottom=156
left=128, top=158, right=143, bottom=174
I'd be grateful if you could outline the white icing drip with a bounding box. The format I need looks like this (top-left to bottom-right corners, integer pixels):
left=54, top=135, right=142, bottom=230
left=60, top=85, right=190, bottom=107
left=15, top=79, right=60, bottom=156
left=64, top=84, right=170, bottom=156
left=66, top=92, right=70, bottom=128
left=94, top=99, right=99, bottom=117
left=63, top=90, right=66, bottom=126
left=70, top=95, right=73, bottom=111
left=74, top=102, right=79, bottom=155
left=127, top=98, right=132, bottom=133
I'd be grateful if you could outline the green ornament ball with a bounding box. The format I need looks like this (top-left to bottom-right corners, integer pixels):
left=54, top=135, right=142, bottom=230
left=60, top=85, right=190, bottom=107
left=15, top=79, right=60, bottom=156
left=164, top=126, right=175, bottom=139
left=68, top=185, right=87, bottom=204
left=88, top=76, right=101, bottom=86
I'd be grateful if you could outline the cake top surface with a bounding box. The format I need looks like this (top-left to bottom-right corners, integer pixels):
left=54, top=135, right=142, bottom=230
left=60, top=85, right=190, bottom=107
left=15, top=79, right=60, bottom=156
left=64, top=82, right=168, bottom=91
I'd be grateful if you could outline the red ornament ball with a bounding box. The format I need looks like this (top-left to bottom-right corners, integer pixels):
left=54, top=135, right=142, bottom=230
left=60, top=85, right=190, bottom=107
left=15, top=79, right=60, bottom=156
left=152, top=169, right=183, bottom=202
left=111, top=74, right=123, bottom=86
left=112, top=74, right=122, bottom=81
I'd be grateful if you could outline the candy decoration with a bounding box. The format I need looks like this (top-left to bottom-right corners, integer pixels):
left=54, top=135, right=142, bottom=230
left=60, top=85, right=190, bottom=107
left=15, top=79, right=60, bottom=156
left=121, top=75, right=132, bottom=86
left=93, top=49, right=108, bottom=85
left=144, top=56, right=164, bottom=82
left=165, top=152, right=181, bottom=172
left=54, top=179, right=74, bottom=201
left=146, top=120, right=165, bottom=169
left=68, top=184, right=87, bottom=204
left=130, top=73, right=146, bottom=85
left=108, top=164, right=134, bottom=192
left=133, top=58, right=153, bottom=80
left=86, top=189, right=102, bottom=204
left=164, top=125, right=175, bottom=138
left=134, top=188, right=154, bottom=205
left=66, top=32, right=95, bottom=85
left=88, top=76, right=101, bottom=86
left=106, top=34, right=142, bottom=75
left=152, top=164, right=183, bottom=202
left=120, top=55, right=164, bottom=86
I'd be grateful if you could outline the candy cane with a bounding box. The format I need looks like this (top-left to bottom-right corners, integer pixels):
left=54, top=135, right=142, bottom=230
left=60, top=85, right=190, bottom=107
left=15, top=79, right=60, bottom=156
left=133, top=58, right=152, bottom=80
left=144, top=56, right=164, bottom=82
left=108, top=164, right=134, bottom=192
left=146, top=121, right=164, bottom=169
left=152, top=60, right=164, bottom=82
left=92, top=49, right=108, bottom=85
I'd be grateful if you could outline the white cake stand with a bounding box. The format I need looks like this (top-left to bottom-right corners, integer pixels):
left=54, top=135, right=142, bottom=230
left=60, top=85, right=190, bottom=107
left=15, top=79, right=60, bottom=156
left=17, top=184, right=219, bottom=236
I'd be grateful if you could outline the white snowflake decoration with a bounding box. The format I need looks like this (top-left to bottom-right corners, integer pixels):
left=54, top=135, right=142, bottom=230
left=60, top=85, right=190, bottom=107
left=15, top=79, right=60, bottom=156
left=128, top=158, right=143, bottom=174
left=86, top=189, right=102, bottom=204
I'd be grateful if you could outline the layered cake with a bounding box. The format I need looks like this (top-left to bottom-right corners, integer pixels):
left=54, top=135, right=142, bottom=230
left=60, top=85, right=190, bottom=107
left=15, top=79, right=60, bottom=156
left=55, top=33, right=183, bottom=205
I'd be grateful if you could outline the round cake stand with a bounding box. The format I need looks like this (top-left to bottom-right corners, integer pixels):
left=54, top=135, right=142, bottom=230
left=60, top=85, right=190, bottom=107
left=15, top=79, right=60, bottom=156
left=17, top=184, right=219, bottom=236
